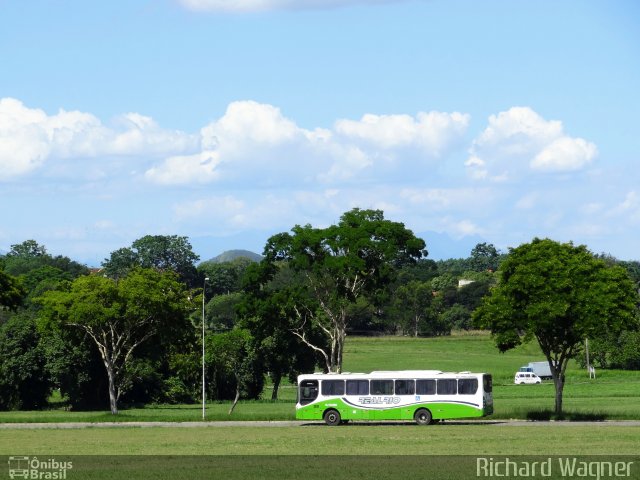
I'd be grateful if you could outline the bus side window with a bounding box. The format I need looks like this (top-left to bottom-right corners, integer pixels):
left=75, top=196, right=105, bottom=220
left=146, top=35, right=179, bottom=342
left=346, top=379, right=369, bottom=395
left=458, top=378, right=478, bottom=395
left=321, top=380, right=345, bottom=396
left=395, top=379, right=415, bottom=395
left=370, top=380, right=394, bottom=395
left=416, top=379, right=435, bottom=395
left=436, top=379, right=457, bottom=395
left=299, top=380, right=319, bottom=405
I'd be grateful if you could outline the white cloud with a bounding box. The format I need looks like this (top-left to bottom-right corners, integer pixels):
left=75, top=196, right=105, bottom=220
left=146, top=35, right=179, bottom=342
left=335, top=111, right=469, bottom=155
left=0, top=98, right=197, bottom=181
left=531, top=137, right=598, bottom=172
left=178, top=0, right=410, bottom=13
left=1, top=97, right=468, bottom=186
left=467, top=107, right=597, bottom=180
left=109, top=113, right=197, bottom=156
left=147, top=100, right=469, bottom=186
left=144, top=151, right=221, bottom=185
left=0, top=98, right=87, bottom=178
left=200, top=101, right=303, bottom=153
left=473, top=107, right=562, bottom=151
left=317, top=146, right=372, bottom=183
left=194, top=101, right=333, bottom=185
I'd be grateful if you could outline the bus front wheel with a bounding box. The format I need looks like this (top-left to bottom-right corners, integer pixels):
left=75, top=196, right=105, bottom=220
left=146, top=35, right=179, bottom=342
left=414, top=408, right=432, bottom=426
left=323, top=409, right=341, bottom=426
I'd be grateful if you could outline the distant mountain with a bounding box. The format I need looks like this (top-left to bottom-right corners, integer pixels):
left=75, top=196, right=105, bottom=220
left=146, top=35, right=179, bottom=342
left=205, top=249, right=263, bottom=264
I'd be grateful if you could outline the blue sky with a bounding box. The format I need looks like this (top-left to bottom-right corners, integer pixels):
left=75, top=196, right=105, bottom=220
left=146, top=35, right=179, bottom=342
left=1, top=0, right=639, bottom=265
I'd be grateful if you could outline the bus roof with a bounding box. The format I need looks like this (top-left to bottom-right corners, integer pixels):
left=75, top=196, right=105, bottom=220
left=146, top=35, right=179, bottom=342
left=299, top=370, right=485, bottom=379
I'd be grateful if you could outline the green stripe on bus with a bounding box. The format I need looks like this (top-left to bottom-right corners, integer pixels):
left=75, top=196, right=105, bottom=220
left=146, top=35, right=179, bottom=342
left=296, top=398, right=487, bottom=421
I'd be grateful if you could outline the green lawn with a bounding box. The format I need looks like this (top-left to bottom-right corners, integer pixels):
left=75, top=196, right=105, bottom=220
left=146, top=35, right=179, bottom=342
left=2, top=424, right=639, bottom=456
left=344, top=333, right=578, bottom=382
left=0, top=401, right=294, bottom=423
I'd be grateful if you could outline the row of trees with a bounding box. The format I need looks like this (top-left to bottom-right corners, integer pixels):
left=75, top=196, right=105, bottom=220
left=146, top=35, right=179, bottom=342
left=1, top=209, right=639, bottom=415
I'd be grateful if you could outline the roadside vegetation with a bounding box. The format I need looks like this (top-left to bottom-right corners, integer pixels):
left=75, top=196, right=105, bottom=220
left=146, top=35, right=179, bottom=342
left=1, top=208, right=639, bottom=419
left=1, top=333, right=639, bottom=422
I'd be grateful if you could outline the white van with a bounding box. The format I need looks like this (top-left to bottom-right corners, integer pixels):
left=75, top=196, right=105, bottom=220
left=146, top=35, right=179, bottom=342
left=514, top=372, right=541, bottom=384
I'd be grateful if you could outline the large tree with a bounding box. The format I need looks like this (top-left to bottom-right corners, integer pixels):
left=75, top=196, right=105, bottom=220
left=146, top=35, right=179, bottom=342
left=474, top=238, right=638, bottom=415
left=7, top=239, right=48, bottom=258
left=102, top=235, right=200, bottom=287
left=198, top=257, right=255, bottom=297
left=4, top=240, right=88, bottom=279
left=239, top=262, right=323, bottom=399
left=0, top=313, right=49, bottom=410
left=262, top=208, right=426, bottom=373
left=391, top=280, right=434, bottom=337
left=40, top=268, right=192, bottom=414
left=469, top=242, right=502, bottom=272
left=206, top=328, right=263, bottom=414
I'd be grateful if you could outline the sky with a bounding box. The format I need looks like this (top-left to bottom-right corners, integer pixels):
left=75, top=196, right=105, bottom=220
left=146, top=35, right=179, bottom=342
left=1, top=0, right=639, bottom=266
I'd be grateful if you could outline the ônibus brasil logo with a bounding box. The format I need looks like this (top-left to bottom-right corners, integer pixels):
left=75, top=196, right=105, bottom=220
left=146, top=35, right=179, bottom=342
left=8, top=456, right=73, bottom=479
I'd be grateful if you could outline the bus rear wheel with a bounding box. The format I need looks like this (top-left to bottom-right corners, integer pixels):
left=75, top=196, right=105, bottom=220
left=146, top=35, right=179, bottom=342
left=414, top=408, right=432, bottom=426
left=323, top=409, right=341, bottom=426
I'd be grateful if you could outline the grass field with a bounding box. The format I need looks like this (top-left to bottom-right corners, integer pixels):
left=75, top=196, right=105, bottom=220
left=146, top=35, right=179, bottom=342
left=2, top=333, right=639, bottom=478
left=2, top=424, right=639, bottom=456
left=1, top=423, right=639, bottom=479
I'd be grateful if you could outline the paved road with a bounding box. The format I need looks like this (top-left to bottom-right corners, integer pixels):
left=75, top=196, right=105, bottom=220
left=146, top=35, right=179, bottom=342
left=2, top=420, right=640, bottom=429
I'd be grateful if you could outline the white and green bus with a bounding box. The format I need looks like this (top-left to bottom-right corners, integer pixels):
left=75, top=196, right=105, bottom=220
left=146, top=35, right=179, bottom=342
left=296, top=370, right=493, bottom=425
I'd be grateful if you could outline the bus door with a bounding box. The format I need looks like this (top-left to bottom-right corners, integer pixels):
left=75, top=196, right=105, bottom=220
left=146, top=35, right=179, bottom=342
left=346, top=379, right=371, bottom=420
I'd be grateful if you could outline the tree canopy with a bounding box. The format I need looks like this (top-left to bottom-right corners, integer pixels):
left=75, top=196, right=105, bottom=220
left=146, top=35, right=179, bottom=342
left=102, top=235, right=200, bottom=287
left=260, top=208, right=426, bottom=372
left=4, top=240, right=87, bottom=280
left=474, top=238, right=639, bottom=414
left=238, top=261, right=323, bottom=398
left=0, top=314, right=49, bottom=410
left=39, top=268, right=193, bottom=414
left=198, top=257, right=255, bottom=297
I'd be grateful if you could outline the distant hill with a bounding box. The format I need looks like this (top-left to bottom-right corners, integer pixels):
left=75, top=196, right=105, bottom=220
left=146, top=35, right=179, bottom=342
left=205, top=249, right=263, bottom=264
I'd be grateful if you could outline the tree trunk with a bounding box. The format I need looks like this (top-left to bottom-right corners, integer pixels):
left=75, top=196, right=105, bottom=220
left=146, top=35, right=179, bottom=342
left=105, top=362, right=119, bottom=415
left=271, top=373, right=281, bottom=401
left=540, top=345, right=569, bottom=417
left=228, top=387, right=240, bottom=415
left=331, top=310, right=347, bottom=373
left=553, top=373, right=564, bottom=415
left=335, top=336, right=343, bottom=373
left=549, top=356, right=567, bottom=416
